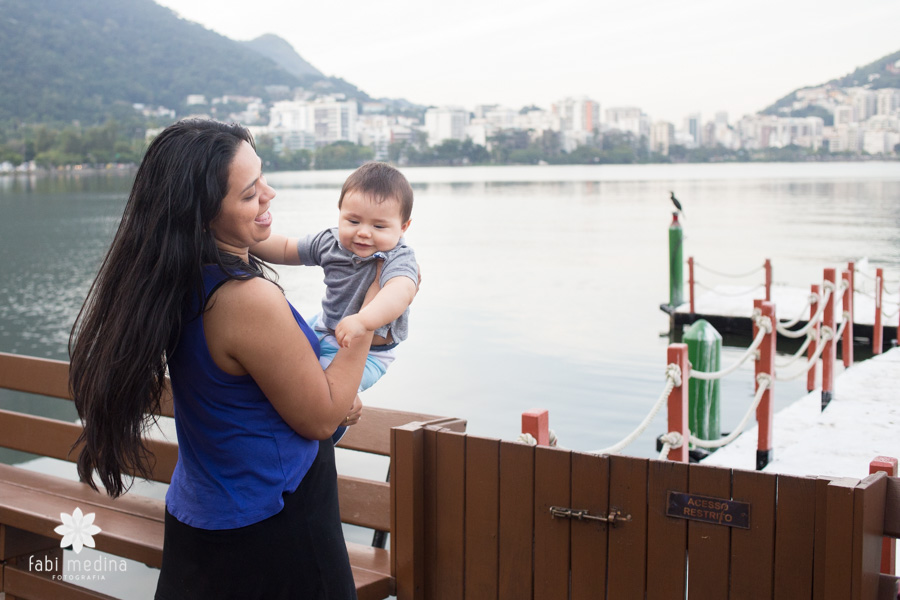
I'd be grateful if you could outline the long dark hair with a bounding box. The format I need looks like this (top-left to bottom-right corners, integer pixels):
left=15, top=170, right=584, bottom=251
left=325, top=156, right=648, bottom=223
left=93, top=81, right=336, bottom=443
left=69, top=119, right=265, bottom=497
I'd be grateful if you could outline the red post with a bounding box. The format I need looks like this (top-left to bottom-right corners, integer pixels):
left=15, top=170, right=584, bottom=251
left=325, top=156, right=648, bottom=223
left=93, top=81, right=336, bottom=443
left=754, top=300, right=776, bottom=470
left=847, top=261, right=855, bottom=322
left=666, top=344, right=689, bottom=463
left=688, top=256, right=696, bottom=314
left=822, top=269, right=836, bottom=410
left=842, top=269, right=853, bottom=367
left=521, top=409, right=550, bottom=446
left=764, top=258, right=772, bottom=302
left=807, top=284, right=820, bottom=393
left=874, top=268, right=884, bottom=355
left=870, top=456, right=898, bottom=575
left=897, top=283, right=900, bottom=348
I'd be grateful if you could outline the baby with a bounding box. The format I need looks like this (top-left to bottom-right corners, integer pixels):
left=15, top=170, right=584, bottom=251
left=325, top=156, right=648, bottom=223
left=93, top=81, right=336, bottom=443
left=253, top=161, right=418, bottom=394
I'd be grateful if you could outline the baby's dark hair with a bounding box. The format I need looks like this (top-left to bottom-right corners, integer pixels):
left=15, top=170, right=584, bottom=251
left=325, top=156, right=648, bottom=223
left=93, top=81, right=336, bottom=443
left=338, top=162, right=413, bottom=222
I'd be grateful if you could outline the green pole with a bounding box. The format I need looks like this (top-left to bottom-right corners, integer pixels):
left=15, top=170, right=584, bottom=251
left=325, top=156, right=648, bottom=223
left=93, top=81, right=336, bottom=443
left=684, top=319, right=721, bottom=441
left=669, top=212, right=684, bottom=307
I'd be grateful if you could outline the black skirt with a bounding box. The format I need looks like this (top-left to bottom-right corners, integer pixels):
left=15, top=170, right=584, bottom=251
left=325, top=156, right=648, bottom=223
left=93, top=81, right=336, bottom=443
left=155, top=441, right=356, bottom=600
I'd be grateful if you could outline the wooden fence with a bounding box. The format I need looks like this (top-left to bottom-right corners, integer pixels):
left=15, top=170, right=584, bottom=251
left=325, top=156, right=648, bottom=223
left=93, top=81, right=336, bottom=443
left=391, top=423, right=900, bottom=600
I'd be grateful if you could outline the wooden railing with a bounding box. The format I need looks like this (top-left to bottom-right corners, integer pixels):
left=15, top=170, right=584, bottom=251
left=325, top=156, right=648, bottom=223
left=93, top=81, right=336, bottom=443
left=391, top=423, right=900, bottom=600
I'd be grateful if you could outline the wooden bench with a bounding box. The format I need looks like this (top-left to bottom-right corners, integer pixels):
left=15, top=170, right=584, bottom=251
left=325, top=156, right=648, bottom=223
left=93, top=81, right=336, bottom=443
left=0, top=352, right=465, bottom=600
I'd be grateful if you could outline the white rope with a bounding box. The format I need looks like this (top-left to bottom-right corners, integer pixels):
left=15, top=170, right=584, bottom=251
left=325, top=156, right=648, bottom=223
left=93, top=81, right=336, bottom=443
left=884, top=306, right=900, bottom=319
left=689, top=374, right=772, bottom=449
left=776, top=282, right=833, bottom=338
left=693, top=261, right=765, bottom=279
left=690, top=312, right=771, bottom=381
left=778, top=293, right=818, bottom=328
left=516, top=430, right=561, bottom=447
left=775, top=326, right=835, bottom=381
left=589, top=364, right=681, bottom=455
left=774, top=330, right=815, bottom=368
left=658, top=431, right=683, bottom=460
left=695, top=282, right=766, bottom=297
left=855, top=268, right=899, bottom=287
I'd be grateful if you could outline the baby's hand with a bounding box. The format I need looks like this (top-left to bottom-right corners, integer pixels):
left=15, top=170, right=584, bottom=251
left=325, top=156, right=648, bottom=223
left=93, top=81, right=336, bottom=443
left=335, top=314, right=369, bottom=348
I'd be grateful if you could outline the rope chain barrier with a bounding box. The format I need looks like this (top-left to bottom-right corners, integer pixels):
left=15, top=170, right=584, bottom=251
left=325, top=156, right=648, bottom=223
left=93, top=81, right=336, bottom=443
left=692, top=260, right=765, bottom=279
left=695, top=282, right=766, bottom=297
left=588, top=364, right=681, bottom=456
left=775, top=281, right=836, bottom=339
left=774, top=325, right=835, bottom=382
left=689, top=374, right=772, bottom=450
left=778, top=293, right=818, bottom=329
left=690, top=312, right=770, bottom=381
left=657, top=432, right=683, bottom=460
left=774, top=330, right=815, bottom=368
left=854, top=268, right=900, bottom=288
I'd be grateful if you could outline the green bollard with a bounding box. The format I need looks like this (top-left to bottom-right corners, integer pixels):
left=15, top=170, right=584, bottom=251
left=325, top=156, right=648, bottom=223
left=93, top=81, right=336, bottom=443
left=684, top=319, right=721, bottom=442
left=669, top=212, right=684, bottom=307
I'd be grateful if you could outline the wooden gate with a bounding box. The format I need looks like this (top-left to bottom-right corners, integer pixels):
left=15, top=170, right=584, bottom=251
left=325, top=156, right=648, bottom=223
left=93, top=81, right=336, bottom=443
left=390, top=423, right=899, bottom=600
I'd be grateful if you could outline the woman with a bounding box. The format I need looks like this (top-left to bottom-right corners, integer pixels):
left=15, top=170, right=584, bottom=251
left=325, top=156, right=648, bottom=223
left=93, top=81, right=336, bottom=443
left=69, top=119, right=374, bottom=598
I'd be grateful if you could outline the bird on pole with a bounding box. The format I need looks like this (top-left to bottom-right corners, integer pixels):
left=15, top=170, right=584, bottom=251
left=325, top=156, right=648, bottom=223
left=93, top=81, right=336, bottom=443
left=670, top=191, right=684, bottom=218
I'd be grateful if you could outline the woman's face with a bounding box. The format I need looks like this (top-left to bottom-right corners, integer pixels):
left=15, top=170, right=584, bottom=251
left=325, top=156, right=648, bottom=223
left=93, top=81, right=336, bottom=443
left=209, top=141, right=275, bottom=258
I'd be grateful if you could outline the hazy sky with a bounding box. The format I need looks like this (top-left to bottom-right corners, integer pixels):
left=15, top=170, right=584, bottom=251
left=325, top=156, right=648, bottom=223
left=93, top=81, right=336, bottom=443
left=155, top=0, right=899, bottom=124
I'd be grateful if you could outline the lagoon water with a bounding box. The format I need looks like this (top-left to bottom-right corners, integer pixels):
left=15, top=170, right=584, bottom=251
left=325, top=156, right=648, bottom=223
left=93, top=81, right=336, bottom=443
left=1, top=162, right=900, bottom=596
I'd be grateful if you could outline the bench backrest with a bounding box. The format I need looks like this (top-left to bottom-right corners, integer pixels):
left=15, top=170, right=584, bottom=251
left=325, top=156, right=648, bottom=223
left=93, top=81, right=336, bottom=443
left=0, top=352, right=465, bottom=535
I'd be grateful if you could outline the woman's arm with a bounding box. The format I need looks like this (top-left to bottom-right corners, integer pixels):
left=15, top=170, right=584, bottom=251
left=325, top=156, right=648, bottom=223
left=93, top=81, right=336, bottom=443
left=203, top=276, right=373, bottom=439
left=250, top=234, right=302, bottom=265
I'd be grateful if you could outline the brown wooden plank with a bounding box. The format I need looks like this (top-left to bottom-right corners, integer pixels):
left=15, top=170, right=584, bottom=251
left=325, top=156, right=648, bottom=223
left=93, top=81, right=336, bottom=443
left=730, top=469, right=776, bottom=599
left=570, top=452, right=609, bottom=600
left=422, top=426, right=439, bottom=600
left=647, top=459, right=688, bottom=600
left=687, top=463, right=732, bottom=599
left=0, top=353, right=71, bottom=400
left=773, top=474, right=816, bottom=600
left=0, top=480, right=165, bottom=568
left=607, top=455, right=648, bottom=599
left=432, top=430, right=466, bottom=600
left=852, top=472, right=887, bottom=600
left=352, top=565, right=394, bottom=600
left=498, top=441, right=535, bottom=600
left=812, top=477, right=832, bottom=600
left=464, top=436, right=500, bottom=599
left=338, top=476, right=390, bottom=531
left=0, top=410, right=177, bottom=484
left=885, top=476, right=900, bottom=539
left=390, top=422, right=425, bottom=600
left=4, top=564, right=119, bottom=600
left=534, top=445, right=571, bottom=600
left=340, top=407, right=466, bottom=456
left=823, top=477, right=858, bottom=600
left=0, top=525, right=58, bottom=561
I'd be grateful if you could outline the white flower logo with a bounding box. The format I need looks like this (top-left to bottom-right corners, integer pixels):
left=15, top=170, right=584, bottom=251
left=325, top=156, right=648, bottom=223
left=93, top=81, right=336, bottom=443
left=54, top=507, right=101, bottom=553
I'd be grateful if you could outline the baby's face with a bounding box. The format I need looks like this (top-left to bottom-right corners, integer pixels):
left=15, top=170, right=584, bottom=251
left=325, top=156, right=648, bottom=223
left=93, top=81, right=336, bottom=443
left=338, top=190, right=410, bottom=258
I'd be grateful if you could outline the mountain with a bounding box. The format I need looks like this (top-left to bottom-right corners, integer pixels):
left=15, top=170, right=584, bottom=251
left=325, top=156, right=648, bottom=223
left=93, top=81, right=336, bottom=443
left=762, top=49, right=900, bottom=116
left=0, top=0, right=369, bottom=126
left=242, top=34, right=323, bottom=79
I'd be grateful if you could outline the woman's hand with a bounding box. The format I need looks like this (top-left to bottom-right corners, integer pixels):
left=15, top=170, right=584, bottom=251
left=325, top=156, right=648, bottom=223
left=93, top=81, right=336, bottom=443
left=343, top=395, right=363, bottom=426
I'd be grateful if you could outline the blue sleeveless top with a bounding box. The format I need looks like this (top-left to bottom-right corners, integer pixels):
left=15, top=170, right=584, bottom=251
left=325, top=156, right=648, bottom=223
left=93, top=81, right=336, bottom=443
left=165, top=267, right=321, bottom=529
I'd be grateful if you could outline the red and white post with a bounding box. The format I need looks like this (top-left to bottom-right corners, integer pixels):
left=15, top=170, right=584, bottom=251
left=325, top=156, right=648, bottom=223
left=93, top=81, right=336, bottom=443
left=764, top=258, right=772, bottom=302
left=870, top=456, right=898, bottom=575
left=842, top=269, right=853, bottom=368
left=807, top=284, right=820, bottom=393
left=521, top=409, right=550, bottom=446
left=822, top=269, right=837, bottom=410
left=666, top=343, right=690, bottom=463
left=874, top=268, right=884, bottom=355
left=754, top=299, right=776, bottom=470
left=688, top=256, right=696, bottom=314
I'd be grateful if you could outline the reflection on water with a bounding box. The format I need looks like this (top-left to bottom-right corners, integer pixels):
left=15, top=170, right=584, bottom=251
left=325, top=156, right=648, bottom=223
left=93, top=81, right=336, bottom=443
left=2, top=163, right=900, bottom=455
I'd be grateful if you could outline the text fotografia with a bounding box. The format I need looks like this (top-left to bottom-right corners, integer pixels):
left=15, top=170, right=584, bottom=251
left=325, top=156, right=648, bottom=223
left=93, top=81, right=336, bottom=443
left=666, top=491, right=750, bottom=529
left=29, top=554, right=128, bottom=581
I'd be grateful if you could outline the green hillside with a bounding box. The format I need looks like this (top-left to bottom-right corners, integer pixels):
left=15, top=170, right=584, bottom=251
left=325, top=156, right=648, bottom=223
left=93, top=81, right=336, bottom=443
left=0, top=0, right=368, bottom=126
left=762, top=49, right=900, bottom=115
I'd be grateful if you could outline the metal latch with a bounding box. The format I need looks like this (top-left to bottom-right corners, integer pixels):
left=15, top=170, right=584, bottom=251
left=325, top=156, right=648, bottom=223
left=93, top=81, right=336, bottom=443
left=549, top=506, right=632, bottom=527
